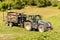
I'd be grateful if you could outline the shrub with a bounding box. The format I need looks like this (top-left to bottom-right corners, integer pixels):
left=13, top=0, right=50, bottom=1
left=44, top=0, right=51, bottom=6
left=0, top=2, right=8, bottom=11
left=0, top=0, right=25, bottom=11
left=36, top=0, right=45, bottom=7
left=0, top=0, right=60, bottom=11
left=12, top=0, right=25, bottom=9
left=51, top=0, right=57, bottom=7
left=57, top=2, right=60, bottom=9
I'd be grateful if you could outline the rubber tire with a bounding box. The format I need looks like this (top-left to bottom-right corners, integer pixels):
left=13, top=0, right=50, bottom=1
left=8, top=22, right=13, bottom=27
left=24, top=22, right=32, bottom=31
left=38, top=25, right=45, bottom=32
left=5, top=21, right=9, bottom=26
left=20, top=23, right=24, bottom=28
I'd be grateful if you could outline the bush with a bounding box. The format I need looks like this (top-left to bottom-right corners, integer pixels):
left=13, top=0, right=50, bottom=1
left=44, top=0, right=51, bottom=6
left=0, top=0, right=4, bottom=2
left=35, top=0, right=51, bottom=7
left=51, top=0, right=57, bottom=7
left=36, top=0, right=45, bottom=7
left=0, top=2, right=8, bottom=11
left=0, top=0, right=60, bottom=11
left=13, top=2, right=24, bottom=9
left=0, top=0, right=25, bottom=11
left=57, top=2, right=60, bottom=9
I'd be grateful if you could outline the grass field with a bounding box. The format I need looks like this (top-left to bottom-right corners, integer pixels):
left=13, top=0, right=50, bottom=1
left=0, top=6, right=60, bottom=40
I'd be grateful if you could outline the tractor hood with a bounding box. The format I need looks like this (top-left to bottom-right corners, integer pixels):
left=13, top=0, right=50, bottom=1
left=38, top=20, right=51, bottom=28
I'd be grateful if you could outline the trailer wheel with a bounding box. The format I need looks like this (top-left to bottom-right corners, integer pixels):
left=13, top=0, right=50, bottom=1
left=20, top=23, right=24, bottom=28
left=6, top=22, right=9, bottom=26
left=8, top=22, right=13, bottom=27
left=38, top=25, right=45, bottom=32
left=24, top=21, right=32, bottom=31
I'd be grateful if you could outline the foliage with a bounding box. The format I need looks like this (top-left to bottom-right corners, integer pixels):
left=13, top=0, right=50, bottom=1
left=0, top=0, right=25, bottom=11
left=0, top=0, right=60, bottom=11
left=57, top=1, right=60, bottom=9
left=51, top=0, right=58, bottom=7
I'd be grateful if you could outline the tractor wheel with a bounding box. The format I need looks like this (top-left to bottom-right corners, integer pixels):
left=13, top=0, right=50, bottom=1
left=6, top=22, right=9, bottom=26
left=24, top=22, right=32, bottom=31
left=20, top=23, right=24, bottom=28
left=38, top=25, right=45, bottom=32
left=8, top=22, right=13, bottom=27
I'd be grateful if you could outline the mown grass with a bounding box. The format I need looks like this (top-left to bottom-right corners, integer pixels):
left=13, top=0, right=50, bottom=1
left=0, top=6, right=60, bottom=40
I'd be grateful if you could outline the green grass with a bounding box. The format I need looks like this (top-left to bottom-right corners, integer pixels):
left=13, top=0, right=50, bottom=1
left=0, top=7, right=60, bottom=40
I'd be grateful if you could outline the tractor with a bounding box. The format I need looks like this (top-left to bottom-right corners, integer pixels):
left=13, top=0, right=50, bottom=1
left=24, top=14, right=52, bottom=32
left=6, top=11, right=26, bottom=27
left=6, top=11, right=52, bottom=32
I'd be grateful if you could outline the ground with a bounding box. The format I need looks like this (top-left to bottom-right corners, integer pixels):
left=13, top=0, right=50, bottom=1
left=0, top=6, right=60, bottom=40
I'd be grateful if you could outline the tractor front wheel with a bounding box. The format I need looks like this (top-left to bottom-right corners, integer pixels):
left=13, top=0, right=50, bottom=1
left=24, top=21, right=32, bottom=31
left=38, top=25, right=45, bottom=32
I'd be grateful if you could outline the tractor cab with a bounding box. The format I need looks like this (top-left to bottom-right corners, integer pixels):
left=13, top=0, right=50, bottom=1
left=28, top=14, right=41, bottom=23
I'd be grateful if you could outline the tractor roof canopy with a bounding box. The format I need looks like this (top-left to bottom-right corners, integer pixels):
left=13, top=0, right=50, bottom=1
left=28, top=14, right=42, bottom=20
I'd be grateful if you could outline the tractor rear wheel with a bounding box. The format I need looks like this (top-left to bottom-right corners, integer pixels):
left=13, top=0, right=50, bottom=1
left=24, top=21, right=32, bottom=31
left=38, top=25, right=45, bottom=32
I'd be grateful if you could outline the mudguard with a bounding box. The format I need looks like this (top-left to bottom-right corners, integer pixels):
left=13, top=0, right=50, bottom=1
left=38, top=20, right=51, bottom=28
